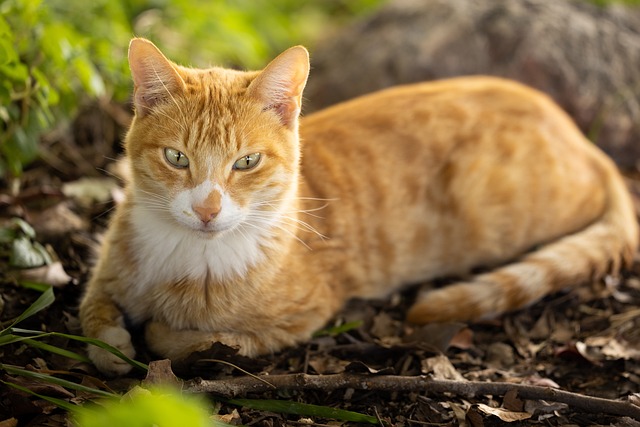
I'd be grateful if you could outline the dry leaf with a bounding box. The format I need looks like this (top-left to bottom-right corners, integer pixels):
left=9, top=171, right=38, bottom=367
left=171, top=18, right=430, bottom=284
left=523, top=376, right=560, bottom=389
left=18, top=261, right=72, bottom=287
left=0, top=418, right=18, bottom=427
left=405, top=322, right=466, bottom=352
left=217, top=409, right=241, bottom=425
left=370, top=311, right=400, bottom=339
left=485, top=342, right=515, bottom=369
left=29, top=202, right=88, bottom=239
left=62, top=177, right=119, bottom=207
left=308, top=355, right=349, bottom=374
left=475, top=403, right=532, bottom=422
left=421, top=354, right=466, bottom=381
left=142, top=359, right=181, bottom=388
left=502, top=389, right=524, bottom=412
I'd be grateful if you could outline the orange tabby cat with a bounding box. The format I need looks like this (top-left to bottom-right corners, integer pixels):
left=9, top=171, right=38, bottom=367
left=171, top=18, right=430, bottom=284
left=79, top=38, right=638, bottom=375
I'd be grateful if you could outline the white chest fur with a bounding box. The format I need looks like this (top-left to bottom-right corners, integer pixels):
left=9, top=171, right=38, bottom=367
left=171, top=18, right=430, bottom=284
left=127, top=204, right=268, bottom=298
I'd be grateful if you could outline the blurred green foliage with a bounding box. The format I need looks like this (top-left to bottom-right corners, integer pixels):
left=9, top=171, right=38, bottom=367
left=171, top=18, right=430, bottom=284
left=3, top=0, right=637, bottom=181
left=0, top=0, right=383, bottom=181
left=73, top=386, right=224, bottom=427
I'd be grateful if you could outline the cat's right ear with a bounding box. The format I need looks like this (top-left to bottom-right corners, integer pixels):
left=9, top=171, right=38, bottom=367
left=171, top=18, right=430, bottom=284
left=128, top=38, right=185, bottom=117
left=247, top=46, right=310, bottom=129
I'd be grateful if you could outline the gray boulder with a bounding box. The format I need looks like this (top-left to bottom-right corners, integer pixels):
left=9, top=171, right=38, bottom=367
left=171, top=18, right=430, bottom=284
left=305, top=0, right=640, bottom=169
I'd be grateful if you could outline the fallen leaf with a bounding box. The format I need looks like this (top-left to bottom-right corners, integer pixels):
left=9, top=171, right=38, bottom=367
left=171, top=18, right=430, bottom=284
left=0, top=418, right=18, bottom=427
left=370, top=311, right=400, bottom=339
left=523, top=399, right=568, bottom=417
left=217, top=409, right=241, bottom=425
left=474, top=403, right=532, bottom=422
left=502, top=389, right=524, bottom=412
left=523, top=376, right=560, bottom=389
left=29, top=202, right=89, bottom=240
left=555, top=342, right=603, bottom=366
left=421, top=354, right=466, bottom=381
left=308, top=355, right=349, bottom=374
left=18, top=261, right=72, bottom=287
left=599, top=338, right=640, bottom=361
left=143, top=359, right=181, bottom=388
left=449, top=327, right=474, bottom=350
left=628, top=393, right=640, bottom=406
left=62, top=177, right=119, bottom=207
left=10, top=236, right=51, bottom=268
left=485, top=342, right=515, bottom=369
left=404, top=322, right=466, bottom=352
left=344, top=361, right=394, bottom=375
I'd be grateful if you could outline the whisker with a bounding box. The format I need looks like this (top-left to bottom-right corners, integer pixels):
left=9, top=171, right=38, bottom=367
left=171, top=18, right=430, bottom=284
left=242, top=219, right=312, bottom=251
left=246, top=212, right=327, bottom=241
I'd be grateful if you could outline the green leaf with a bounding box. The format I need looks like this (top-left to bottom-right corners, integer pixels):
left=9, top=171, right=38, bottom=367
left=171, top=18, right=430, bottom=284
left=10, top=237, right=52, bottom=268
left=0, top=226, right=16, bottom=244
left=1, top=364, right=117, bottom=398
left=226, top=398, right=379, bottom=424
left=0, top=286, right=54, bottom=334
left=2, top=380, right=78, bottom=412
left=73, top=387, right=224, bottom=427
left=12, top=217, right=36, bottom=239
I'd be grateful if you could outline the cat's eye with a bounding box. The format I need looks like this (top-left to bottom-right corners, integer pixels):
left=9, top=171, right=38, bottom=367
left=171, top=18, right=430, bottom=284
left=164, top=147, right=189, bottom=168
left=233, top=153, right=261, bottom=171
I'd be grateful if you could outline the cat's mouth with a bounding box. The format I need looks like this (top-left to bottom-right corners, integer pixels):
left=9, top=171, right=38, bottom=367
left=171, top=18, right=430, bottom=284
left=190, top=220, right=239, bottom=238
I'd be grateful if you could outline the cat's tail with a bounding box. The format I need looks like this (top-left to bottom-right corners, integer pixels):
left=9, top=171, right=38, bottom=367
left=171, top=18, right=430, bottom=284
left=407, top=163, right=639, bottom=324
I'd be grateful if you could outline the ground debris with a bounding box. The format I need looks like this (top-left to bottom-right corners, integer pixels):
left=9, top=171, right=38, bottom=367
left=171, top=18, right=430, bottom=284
left=1, top=102, right=640, bottom=426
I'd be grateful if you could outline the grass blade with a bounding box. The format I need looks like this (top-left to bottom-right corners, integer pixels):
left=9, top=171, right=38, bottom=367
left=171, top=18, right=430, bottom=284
left=23, top=338, right=92, bottom=363
left=11, top=328, right=148, bottom=372
left=313, top=320, right=363, bottom=337
left=225, top=398, right=378, bottom=424
left=18, top=280, right=54, bottom=292
left=0, top=286, right=54, bottom=335
left=1, top=364, right=118, bottom=398
left=2, top=380, right=77, bottom=412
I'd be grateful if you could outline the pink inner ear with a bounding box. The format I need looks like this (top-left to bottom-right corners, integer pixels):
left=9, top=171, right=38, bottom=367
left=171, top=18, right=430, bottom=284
left=266, top=101, right=299, bottom=127
left=247, top=46, right=309, bottom=128
left=128, top=39, right=185, bottom=116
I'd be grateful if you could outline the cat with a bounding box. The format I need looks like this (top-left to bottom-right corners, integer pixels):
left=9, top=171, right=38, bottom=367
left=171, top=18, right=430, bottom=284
left=79, top=38, right=638, bottom=376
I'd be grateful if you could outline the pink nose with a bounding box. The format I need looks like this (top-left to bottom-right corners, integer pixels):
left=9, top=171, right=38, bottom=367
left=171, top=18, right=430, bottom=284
left=192, top=204, right=221, bottom=224
left=192, top=189, right=222, bottom=224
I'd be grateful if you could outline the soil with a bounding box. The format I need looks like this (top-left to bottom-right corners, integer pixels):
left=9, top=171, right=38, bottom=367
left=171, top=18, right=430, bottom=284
left=1, top=101, right=640, bottom=426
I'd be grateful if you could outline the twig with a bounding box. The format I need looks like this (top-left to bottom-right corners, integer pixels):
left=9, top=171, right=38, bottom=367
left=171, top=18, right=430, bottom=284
left=184, top=373, right=640, bottom=420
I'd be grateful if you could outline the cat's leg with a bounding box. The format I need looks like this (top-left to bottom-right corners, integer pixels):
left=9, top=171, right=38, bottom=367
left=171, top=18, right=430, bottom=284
left=145, top=321, right=276, bottom=359
left=79, top=288, right=136, bottom=376
left=145, top=315, right=322, bottom=360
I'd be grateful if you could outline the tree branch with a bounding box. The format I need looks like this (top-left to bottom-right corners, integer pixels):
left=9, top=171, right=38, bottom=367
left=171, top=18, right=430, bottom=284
left=183, top=373, right=640, bottom=420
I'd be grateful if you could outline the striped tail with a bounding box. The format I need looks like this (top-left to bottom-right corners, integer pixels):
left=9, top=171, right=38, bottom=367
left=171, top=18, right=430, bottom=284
left=407, top=164, right=638, bottom=324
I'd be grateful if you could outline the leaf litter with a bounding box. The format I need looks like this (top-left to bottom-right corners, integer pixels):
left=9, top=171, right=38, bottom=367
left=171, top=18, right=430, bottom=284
left=1, top=101, right=640, bottom=426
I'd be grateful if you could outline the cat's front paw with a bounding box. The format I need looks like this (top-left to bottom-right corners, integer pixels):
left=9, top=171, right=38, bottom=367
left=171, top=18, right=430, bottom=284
left=88, top=326, right=136, bottom=376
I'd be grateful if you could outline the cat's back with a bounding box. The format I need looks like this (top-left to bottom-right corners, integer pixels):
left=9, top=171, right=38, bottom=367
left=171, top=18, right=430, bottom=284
left=301, top=76, right=568, bottom=139
left=298, top=76, right=614, bottom=297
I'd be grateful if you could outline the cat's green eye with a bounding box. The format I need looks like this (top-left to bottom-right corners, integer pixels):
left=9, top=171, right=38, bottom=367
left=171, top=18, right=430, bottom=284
left=233, top=153, right=261, bottom=171
left=164, top=147, right=189, bottom=168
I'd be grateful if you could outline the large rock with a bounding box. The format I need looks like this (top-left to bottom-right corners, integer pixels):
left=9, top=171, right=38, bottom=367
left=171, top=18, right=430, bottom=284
left=305, top=0, right=640, bottom=170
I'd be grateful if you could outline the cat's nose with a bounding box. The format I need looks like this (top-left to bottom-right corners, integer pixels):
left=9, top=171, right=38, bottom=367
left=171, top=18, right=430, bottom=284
left=192, top=204, right=221, bottom=224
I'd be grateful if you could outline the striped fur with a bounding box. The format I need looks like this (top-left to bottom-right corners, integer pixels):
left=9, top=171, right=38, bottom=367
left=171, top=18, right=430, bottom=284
left=79, top=39, right=638, bottom=375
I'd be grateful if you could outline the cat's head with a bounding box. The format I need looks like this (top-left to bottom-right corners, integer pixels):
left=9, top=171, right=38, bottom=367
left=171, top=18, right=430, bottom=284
left=123, top=38, right=309, bottom=238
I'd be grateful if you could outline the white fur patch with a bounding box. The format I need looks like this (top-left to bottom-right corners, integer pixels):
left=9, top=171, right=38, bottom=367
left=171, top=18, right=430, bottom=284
left=126, top=178, right=288, bottom=304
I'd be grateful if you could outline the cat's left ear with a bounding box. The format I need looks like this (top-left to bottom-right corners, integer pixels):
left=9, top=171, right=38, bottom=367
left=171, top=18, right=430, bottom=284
left=247, top=46, right=310, bottom=128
